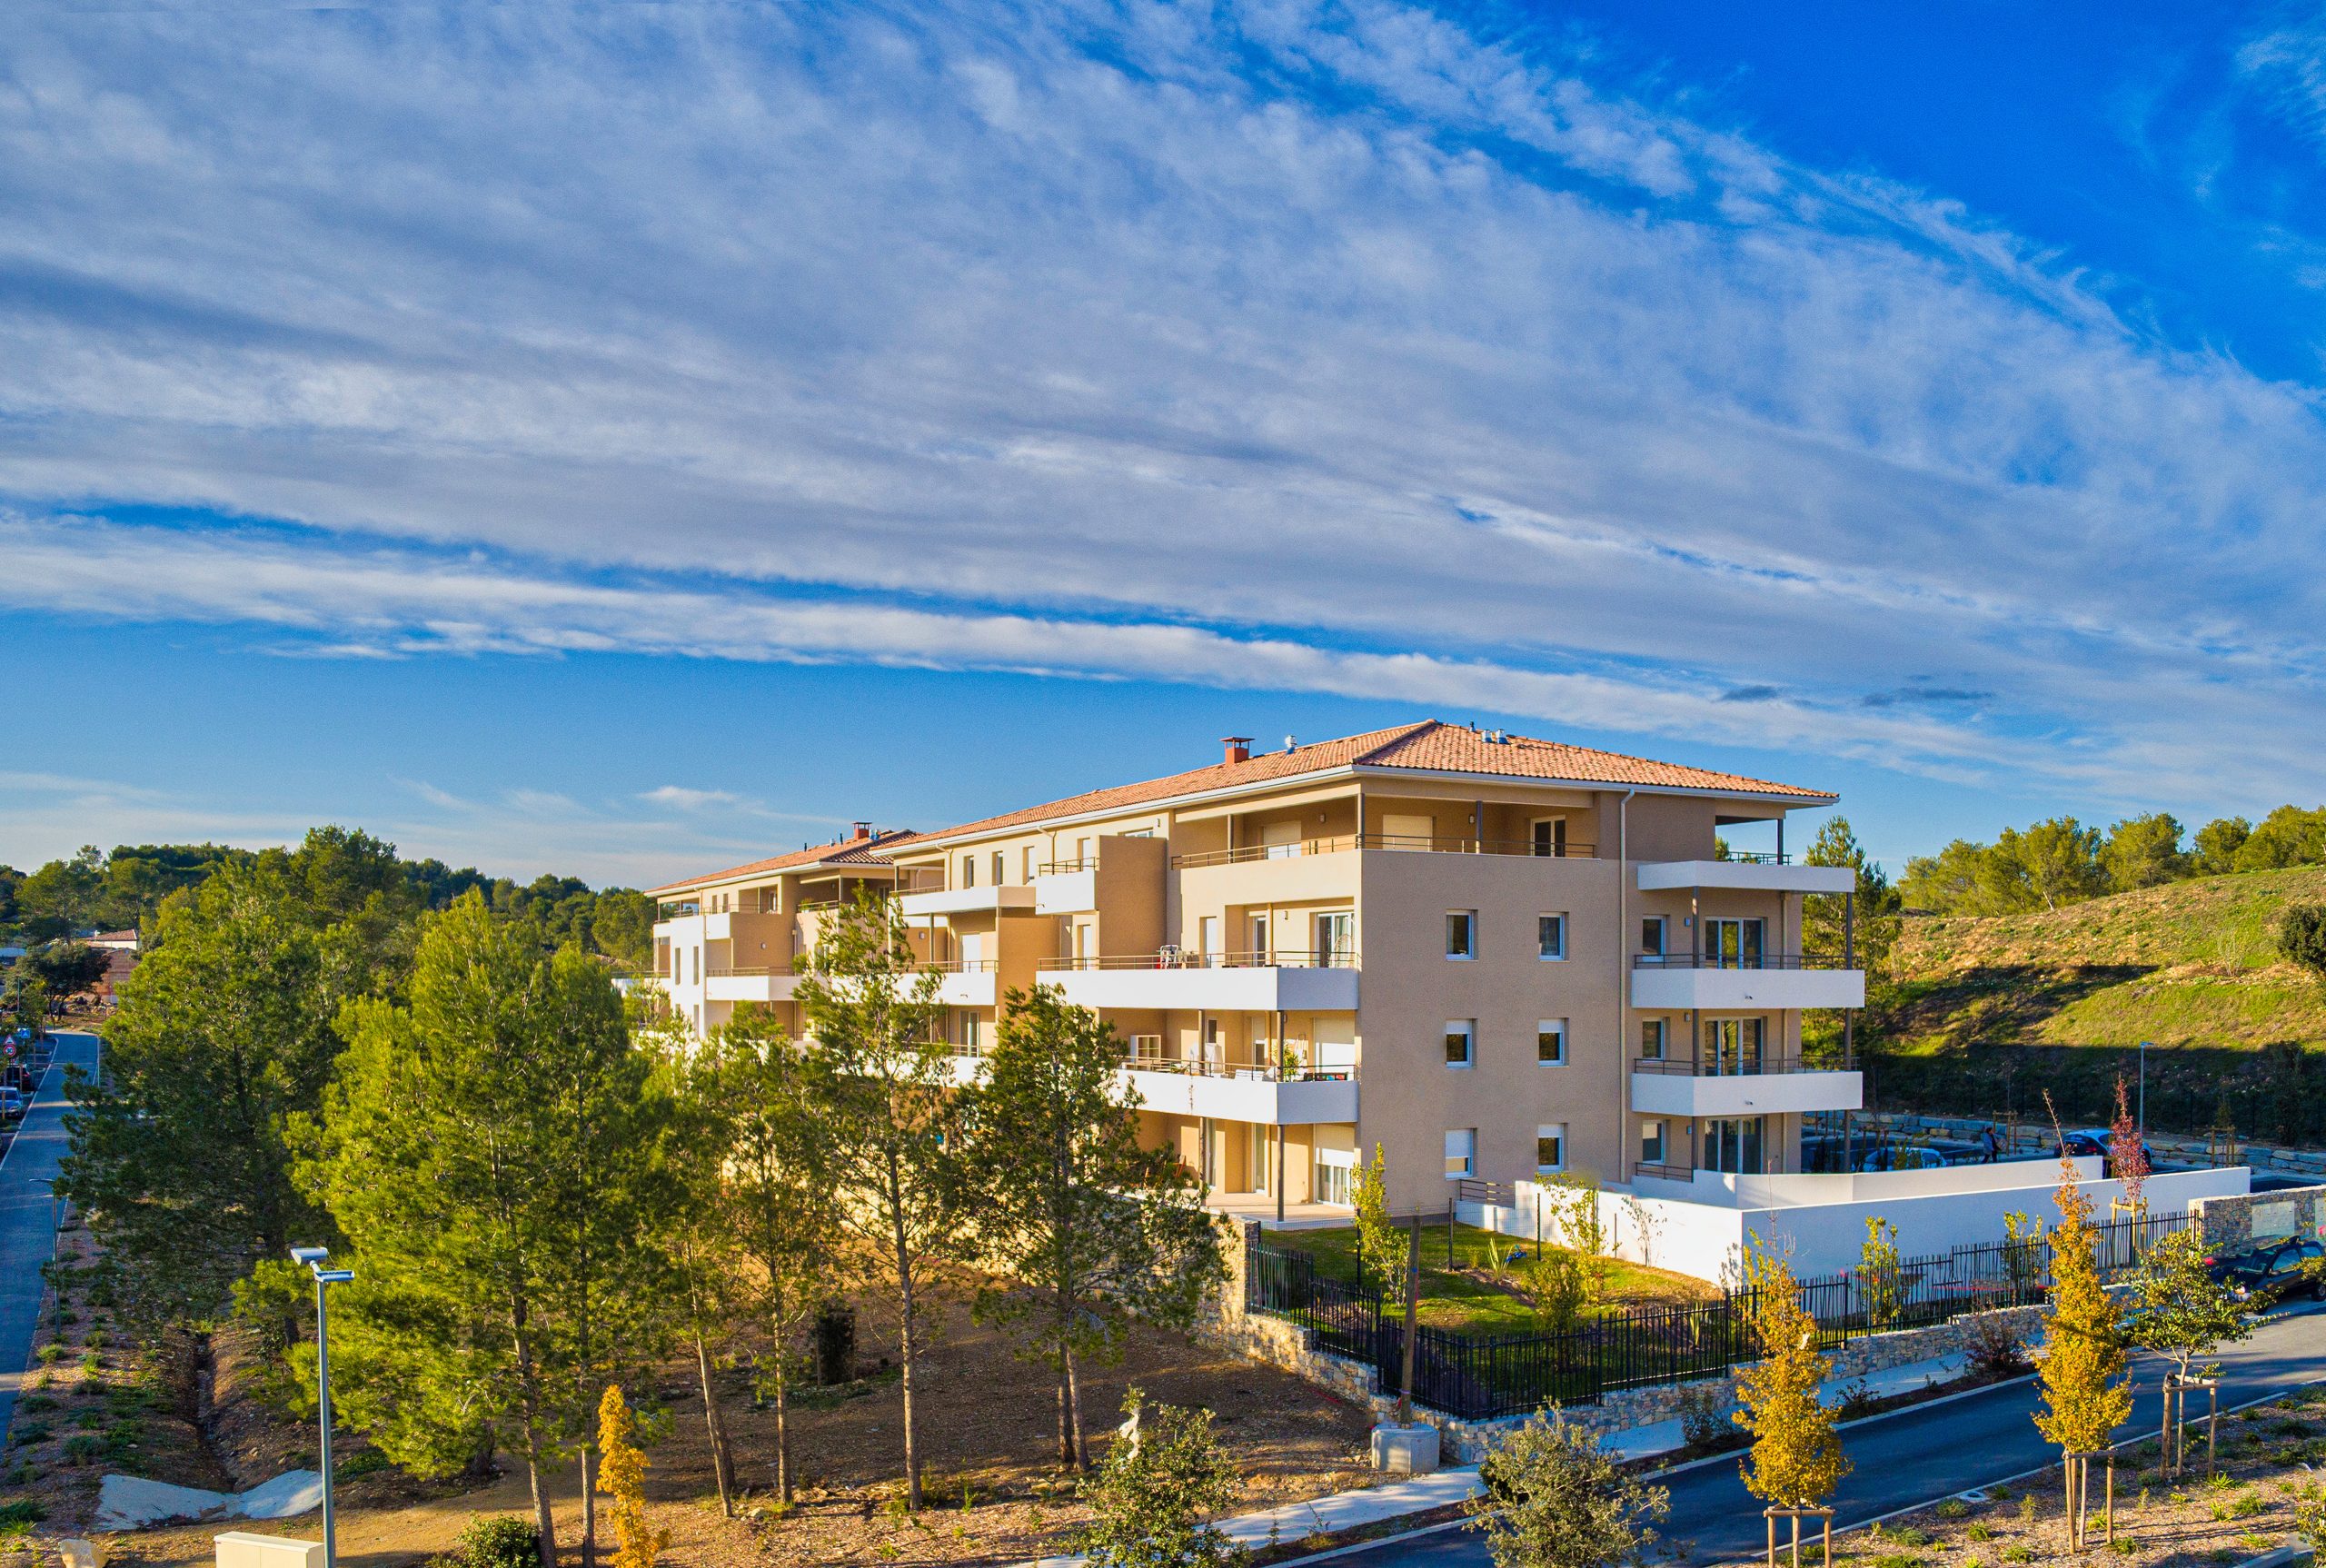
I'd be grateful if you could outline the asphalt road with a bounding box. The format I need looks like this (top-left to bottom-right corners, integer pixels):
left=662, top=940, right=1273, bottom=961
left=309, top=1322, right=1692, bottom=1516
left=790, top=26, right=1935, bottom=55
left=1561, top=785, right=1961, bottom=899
left=0, top=1029, right=99, bottom=1437
left=1334, top=1301, right=2326, bottom=1568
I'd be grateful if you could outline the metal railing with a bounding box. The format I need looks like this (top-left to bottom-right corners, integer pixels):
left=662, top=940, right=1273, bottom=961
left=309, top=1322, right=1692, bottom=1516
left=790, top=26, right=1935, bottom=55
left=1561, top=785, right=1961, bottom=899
left=1172, top=832, right=1596, bottom=869
left=908, top=958, right=999, bottom=974
left=1245, top=1210, right=2190, bottom=1422
left=1632, top=951, right=1854, bottom=970
left=1037, top=858, right=1094, bottom=875
left=1631, top=1161, right=1696, bottom=1183
left=1120, top=1054, right=1357, bottom=1083
left=1039, top=948, right=1357, bottom=971
left=1631, top=1053, right=1854, bottom=1077
left=1721, top=851, right=1791, bottom=865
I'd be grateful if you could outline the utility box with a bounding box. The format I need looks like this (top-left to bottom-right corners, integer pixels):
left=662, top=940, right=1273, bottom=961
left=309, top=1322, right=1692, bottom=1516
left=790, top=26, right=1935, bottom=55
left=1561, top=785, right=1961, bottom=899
left=214, top=1534, right=323, bottom=1568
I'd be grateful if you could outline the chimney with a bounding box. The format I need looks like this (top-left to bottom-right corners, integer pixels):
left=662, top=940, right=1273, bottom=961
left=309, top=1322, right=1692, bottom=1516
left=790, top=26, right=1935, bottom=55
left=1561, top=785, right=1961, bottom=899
left=851, top=820, right=872, bottom=840
left=1221, top=736, right=1253, bottom=765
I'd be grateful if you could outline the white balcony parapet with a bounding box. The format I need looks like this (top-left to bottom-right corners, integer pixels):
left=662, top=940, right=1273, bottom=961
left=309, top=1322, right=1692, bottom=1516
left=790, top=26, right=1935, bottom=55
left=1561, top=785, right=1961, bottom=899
left=898, top=884, right=1039, bottom=918
left=1636, top=859, right=1855, bottom=895
left=702, top=968, right=803, bottom=1005
left=1630, top=955, right=1864, bottom=1011
left=1040, top=952, right=1358, bottom=1013
left=1629, top=1063, right=1863, bottom=1119
left=1032, top=867, right=1097, bottom=915
left=949, top=1053, right=1357, bottom=1125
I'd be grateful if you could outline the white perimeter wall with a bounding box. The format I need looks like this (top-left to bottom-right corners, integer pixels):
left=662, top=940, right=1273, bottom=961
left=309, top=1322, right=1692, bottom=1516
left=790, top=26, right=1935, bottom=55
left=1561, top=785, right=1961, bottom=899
left=1460, top=1166, right=2251, bottom=1283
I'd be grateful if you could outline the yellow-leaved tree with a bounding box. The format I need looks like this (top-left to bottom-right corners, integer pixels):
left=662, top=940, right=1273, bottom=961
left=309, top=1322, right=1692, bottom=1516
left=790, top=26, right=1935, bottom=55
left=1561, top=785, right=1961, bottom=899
left=597, top=1385, right=670, bottom=1568
left=1733, top=1243, right=1849, bottom=1534
left=2033, top=1154, right=2131, bottom=1544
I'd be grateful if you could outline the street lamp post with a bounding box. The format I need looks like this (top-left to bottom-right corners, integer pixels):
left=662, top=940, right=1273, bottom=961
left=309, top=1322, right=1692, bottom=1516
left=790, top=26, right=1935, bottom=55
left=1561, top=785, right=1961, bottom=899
left=291, top=1246, right=354, bottom=1568
left=29, top=1178, right=57, bottom=1262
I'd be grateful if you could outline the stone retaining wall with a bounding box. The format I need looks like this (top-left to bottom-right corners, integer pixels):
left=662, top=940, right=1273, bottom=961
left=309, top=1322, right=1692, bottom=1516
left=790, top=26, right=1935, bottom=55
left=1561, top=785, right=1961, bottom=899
left=2192, top=1186, right=2326, bottom=1253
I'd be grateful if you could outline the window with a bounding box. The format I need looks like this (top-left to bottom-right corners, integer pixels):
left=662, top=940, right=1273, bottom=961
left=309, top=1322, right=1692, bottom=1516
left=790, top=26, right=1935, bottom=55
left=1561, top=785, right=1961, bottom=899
left=1705, top=1017, right=1765, bottom=1075
left=1248, top=914, right=1269, bottom=961
left=1639, top=1118, right=1666, bottom=1166
left=1444, top=1128, right=1476, bottom=1178
left=1640, top=917, right=1666, bottom=957
left=992, top=851, right=1006, bottom=886
left=1022, top=846, right=1038, bottom=880
left=1705, top=918, right=1765, bottom=968
left=1446, top=910, right=1476, bottom=958
left=1536, top=1124, right=1567, bottom=1173
left=1315, top=1155, right=1354, bottom=1206
left=1316, top=910, right=1355, bottom=967
left=1706, top=1116, right=1765, bottom=1175
left=1130, top=1033, right=1162, bottom=1061
left=958, top=1012, right=982, bottom=1052
left=961, top=855, right=977, bottom=888
left=1537, top=913, right=1566, bottom=960
left=1444, top=1019, right=1476, bottom=1068
left=1639, top=1019, right=1666, bottom=1061
left=1201, top=1017, right=1221, bottom=1063
left=1531, top=818, right=1567, bottom=858
left=1536, top=1018, right=1567, bottom=1065
left=1199, top=916, right=1219, bottom=960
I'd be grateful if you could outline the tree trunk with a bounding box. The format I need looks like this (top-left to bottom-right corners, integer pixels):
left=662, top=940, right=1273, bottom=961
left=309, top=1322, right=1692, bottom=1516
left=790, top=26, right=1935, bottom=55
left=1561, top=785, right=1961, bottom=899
left=512, top=1305, right=558, bottom=1568
left=1064, top=1345, right=1087, bottom=1473
left=774, top=1352, right=793, bottom=1504
left=1055, top=1368, right=1072, bottom=1469
left=694, top=1329, right=733, bottom=1516
left=580, top=1441, right=597, bottom=1568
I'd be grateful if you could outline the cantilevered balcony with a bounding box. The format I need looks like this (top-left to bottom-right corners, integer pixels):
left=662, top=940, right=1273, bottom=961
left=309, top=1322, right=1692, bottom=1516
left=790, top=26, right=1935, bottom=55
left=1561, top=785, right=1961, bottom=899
left=949, top=1046, right=1357, bottom=1125
left=1629, top=1053, right=1864, bottom=1118
left=1636, top=858, right=1856, bottom=896
left=1038, top=949, right=1359, bottom=1012
left=1629, top=952, right=1864, bottom=1011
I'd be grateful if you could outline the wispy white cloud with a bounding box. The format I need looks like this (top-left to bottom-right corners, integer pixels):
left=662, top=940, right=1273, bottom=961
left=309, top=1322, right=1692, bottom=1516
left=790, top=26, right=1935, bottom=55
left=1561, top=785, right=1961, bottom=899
left=0, top=1, right=2322, bottom=812
left=641, top=786, right=741, bottom=810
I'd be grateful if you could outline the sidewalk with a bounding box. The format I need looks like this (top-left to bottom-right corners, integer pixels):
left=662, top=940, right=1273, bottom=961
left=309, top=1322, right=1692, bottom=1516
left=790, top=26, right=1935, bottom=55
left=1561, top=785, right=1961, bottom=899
left=1032, top=1350, right=1973, bottom=1565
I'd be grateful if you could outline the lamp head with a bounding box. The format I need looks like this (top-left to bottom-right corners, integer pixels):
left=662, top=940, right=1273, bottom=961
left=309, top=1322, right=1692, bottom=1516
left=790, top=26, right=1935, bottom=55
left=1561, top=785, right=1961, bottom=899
left=290, top=1245, right=329, bottom=1265
left=315, top=1269, right=354, bottom=1285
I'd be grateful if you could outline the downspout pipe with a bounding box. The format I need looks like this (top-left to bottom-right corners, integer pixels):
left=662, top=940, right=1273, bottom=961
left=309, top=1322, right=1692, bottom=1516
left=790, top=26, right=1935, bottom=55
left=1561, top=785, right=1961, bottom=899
left=1616, top=789, right=1635, bottom=1184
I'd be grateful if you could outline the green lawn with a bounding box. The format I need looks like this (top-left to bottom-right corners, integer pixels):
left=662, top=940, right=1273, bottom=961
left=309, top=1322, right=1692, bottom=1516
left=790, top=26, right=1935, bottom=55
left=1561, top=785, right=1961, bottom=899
left=1260, top=1221, right=1716, bottom=1335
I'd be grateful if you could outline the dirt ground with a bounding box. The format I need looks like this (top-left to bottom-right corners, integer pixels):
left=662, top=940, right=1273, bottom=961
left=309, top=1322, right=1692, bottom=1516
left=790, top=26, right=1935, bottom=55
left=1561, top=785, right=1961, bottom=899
left=3, top=1248, right=1377, bottom=1568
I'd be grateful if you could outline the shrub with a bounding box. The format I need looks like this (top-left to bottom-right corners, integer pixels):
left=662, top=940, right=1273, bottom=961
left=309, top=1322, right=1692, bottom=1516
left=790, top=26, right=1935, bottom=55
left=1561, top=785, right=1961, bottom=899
left=62, top=1434, right=104, bottom=1465
left=442, top=1515, right=542, bottom=1568
left=33, top=1345, right=61, bottom=1366
left=1886, top=1526, right=1933, bottom=1547
left=2110, top=1537, right=2137, bottom=1555
left=9, top=1423, right=52, bottom=1446
left=1964, top=1315, right=2033, bottom=1381
left=2000, top=1547, right=2033, bottom=1563
left=2295, top=1494, right=2326, bottom=1554
left=1081, top=1391, right=1244, bottom=1568
left=1934, top=1499, right=1971, bottom=1520
left=1965, top=1523, right=1995, bottom=1543
left=337, top=1450, right=393, bottom=1480
left=1675, top=1384, right=1725, bottom=1449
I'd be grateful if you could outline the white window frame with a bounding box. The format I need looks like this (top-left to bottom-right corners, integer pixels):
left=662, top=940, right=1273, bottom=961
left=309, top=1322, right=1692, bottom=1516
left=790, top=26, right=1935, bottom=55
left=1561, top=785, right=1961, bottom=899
left=1536, top=1124, right=1567, bottom=1174
left=1444, top=1128, right=1476, bottom=1179
left=1537, top=913, right=1567, bottom=961
left=1444, top=1018, right=1476, bottom=1069
left=961, top=855, right=977, bottom=888
left=1639, top=1118, right=1667, bottom=1166
left=1446, top=909, right=1477, bottom=959
left=1536, top=1018, right=1567, bottom=1066
left=992, top=850, right=1006, bottom=886
left=1129, top=1033, right=1162, bottom=1060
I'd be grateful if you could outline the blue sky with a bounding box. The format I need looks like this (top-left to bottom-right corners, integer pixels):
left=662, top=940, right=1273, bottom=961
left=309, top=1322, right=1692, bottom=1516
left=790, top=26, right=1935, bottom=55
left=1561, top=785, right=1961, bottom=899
left=4, top=0, right=2326, bottom=887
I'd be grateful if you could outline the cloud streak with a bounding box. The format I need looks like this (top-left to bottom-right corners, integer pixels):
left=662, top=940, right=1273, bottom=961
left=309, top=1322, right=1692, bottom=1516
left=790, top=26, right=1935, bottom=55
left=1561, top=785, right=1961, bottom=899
left=0, top=1, right=2322, bottom=811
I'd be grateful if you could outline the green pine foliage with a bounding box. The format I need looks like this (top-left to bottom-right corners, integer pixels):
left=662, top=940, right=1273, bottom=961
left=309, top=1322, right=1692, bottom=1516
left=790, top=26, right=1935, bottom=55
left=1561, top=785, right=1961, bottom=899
left=959, top=985, right=1225, bottom=1470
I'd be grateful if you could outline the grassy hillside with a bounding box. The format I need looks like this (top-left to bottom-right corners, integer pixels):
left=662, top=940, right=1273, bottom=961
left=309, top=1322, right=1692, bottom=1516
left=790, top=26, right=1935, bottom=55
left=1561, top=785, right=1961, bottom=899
left=1870, top=866, right=2326, bottom=1141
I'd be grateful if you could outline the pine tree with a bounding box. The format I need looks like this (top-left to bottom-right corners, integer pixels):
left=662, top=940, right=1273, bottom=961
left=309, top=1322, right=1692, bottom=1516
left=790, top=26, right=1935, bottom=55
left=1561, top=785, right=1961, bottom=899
left=597, top=1385, right=669, bottom=1568
left=696, top=1004, right=837, bottom=1503
left=795, top=889, right=961, bottom=1510
left=303, top=894, right=670, bottom=1568
left=960, top=986, right=1224, bottom=1469
left=1733, top=1245, right=1849, bottom=1511
left=1351, top=1145, right=1404, bottom=1298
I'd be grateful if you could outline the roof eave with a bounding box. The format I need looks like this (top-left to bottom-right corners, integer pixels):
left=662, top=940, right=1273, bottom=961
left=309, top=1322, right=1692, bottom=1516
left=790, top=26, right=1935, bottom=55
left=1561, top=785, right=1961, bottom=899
left=1348, top=763, right=1834, bottom=806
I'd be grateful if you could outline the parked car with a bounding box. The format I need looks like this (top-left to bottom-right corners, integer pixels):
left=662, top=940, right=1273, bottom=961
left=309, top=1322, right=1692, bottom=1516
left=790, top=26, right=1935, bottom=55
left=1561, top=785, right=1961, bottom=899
left=0, top=1087, right=23, bottom=1120
left=2055, top=1127, right=2158, bottom=1176
left=1858, top=1143, right=1948, bottom=1172
left=1922, top=1137, right=1991, bottom=1166
left=1800, top=1135, right=1851, bottom=1174
left=2205, top=1237, right=2326, bottom=1304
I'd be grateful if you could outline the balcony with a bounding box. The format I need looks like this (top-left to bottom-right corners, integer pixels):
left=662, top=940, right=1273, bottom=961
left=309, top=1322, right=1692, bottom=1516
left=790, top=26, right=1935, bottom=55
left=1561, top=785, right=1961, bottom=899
left=1629, top=953, right=1864, bottom=1011
left=1629, top=1055, right=1864, bottom=1118
left=1032, top=858, right=1097, bottom=915
left=1636, top=859, right=1856, bottom=896
left=896, top=884, right=1038, bottom=918
left=702, top=967, right=803, bottom=1005
left=1170, top=831, right=1596, bottom=870
left=1039, top=950, right=1360, bottom=1012
left=949, top=1048, right=1357, bottom=1125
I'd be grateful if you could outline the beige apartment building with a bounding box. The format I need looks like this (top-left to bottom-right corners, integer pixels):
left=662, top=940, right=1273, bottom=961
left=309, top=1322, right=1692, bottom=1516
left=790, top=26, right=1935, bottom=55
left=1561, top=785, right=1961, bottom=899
left=646, top=720, right=1865, bottom=1217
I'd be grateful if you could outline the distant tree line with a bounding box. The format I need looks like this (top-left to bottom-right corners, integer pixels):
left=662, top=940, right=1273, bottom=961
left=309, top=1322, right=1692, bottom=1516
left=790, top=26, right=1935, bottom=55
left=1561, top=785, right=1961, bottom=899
left=1898, top=805, right=2326, bottom=916
left=0, top=829, right=654, bottom=966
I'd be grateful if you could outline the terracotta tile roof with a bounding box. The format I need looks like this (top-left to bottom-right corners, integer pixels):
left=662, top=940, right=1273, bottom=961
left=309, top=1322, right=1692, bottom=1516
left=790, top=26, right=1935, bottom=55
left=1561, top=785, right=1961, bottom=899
left=648, top=829, right=919, bottom=896
left=907, top=719, right=1830, bottom=845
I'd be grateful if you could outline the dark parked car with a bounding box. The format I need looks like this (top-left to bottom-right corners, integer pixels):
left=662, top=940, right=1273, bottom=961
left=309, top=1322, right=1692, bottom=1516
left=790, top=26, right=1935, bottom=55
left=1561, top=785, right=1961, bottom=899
left=2205, top=1237, right=2326, bottom=1304
left=2056, top=1128, right=2158, bottom=1177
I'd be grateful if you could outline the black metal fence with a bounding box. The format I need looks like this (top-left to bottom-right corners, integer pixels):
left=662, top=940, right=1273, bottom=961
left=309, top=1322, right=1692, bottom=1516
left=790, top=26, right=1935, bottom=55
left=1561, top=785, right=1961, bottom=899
left=1243, top=1211, right=2190, bottom=1423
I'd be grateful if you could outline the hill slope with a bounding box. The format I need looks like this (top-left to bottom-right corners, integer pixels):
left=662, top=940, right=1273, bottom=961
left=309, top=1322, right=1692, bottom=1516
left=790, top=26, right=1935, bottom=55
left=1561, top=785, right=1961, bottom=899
left=1870, top=867, right=2326, bottom=1141
left=1886, top=864, right=2326, bottom=1051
